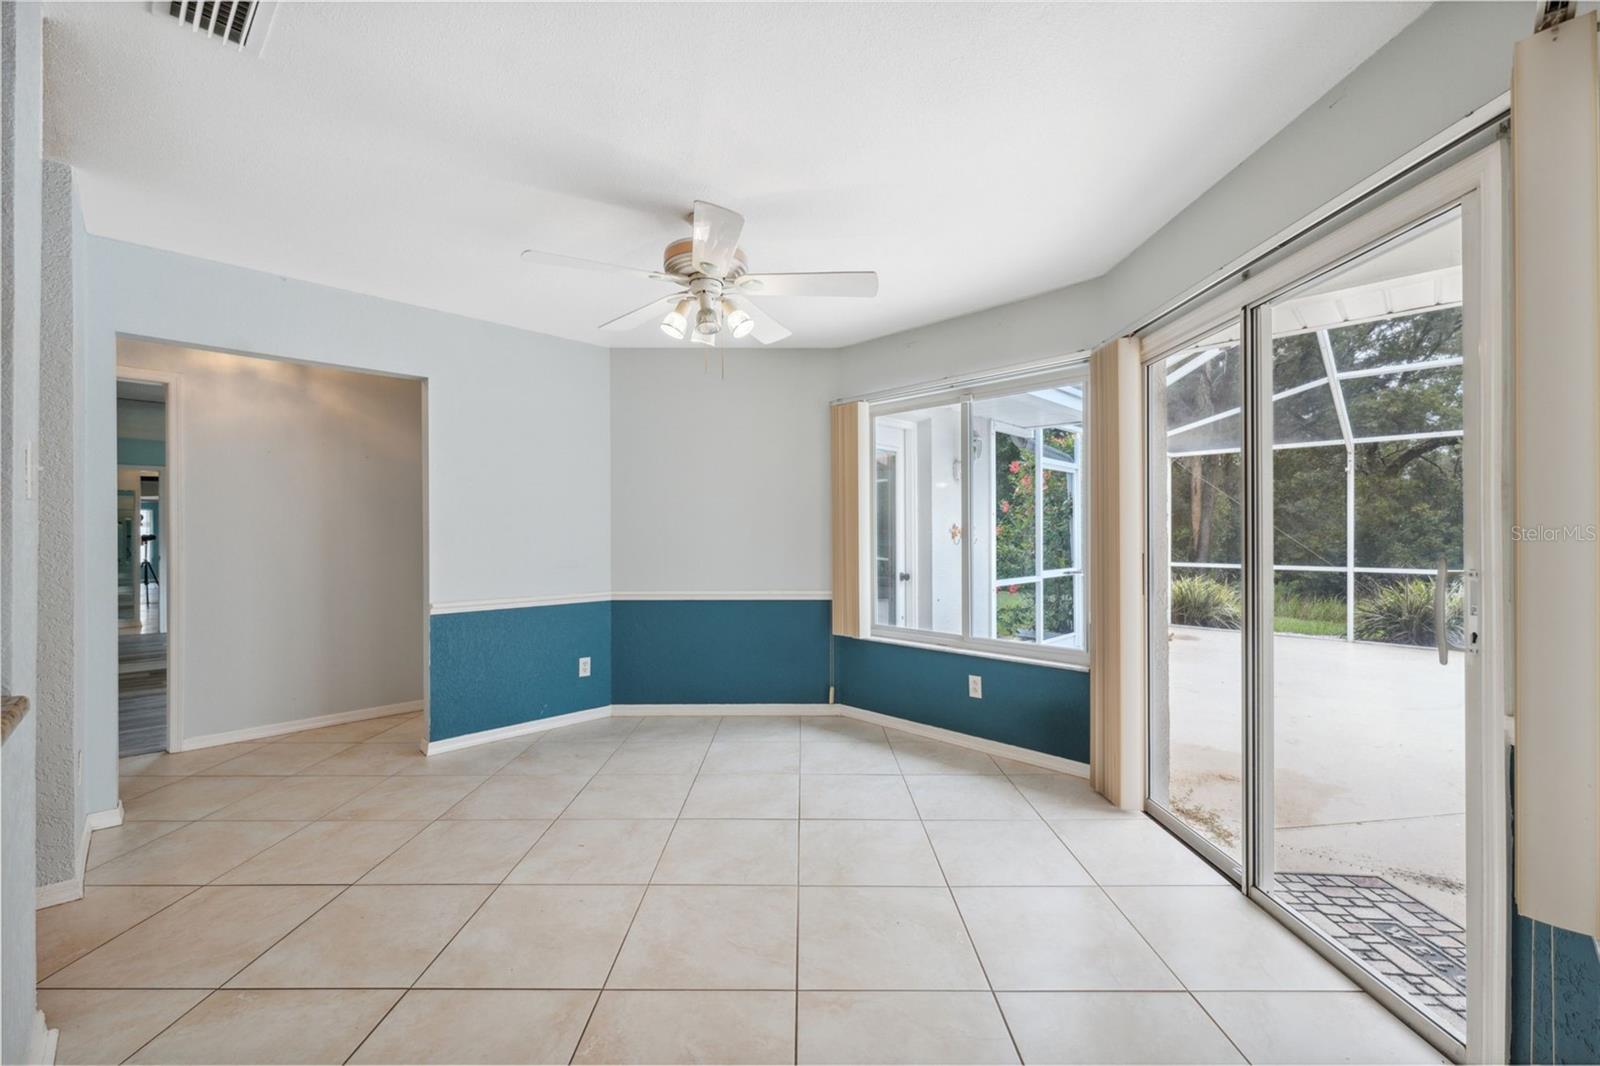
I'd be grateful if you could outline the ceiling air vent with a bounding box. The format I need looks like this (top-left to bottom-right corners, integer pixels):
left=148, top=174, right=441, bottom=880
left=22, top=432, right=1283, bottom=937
left=153, top=1, right=277, bottom=54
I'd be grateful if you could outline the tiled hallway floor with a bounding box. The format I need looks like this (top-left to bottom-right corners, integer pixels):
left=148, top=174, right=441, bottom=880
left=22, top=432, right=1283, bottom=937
left=39, top=712, right=1443, bottom=1064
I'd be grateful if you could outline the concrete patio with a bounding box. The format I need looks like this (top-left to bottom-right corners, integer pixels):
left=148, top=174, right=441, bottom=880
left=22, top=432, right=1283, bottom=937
left=1162, top=626, right=1466, bottom=924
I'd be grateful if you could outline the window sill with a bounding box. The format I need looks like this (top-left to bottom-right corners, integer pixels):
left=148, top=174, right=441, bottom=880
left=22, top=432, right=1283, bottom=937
left=861, top=627, right=1090, bottom=673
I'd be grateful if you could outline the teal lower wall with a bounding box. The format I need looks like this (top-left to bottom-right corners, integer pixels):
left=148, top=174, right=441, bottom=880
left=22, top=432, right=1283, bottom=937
left=426, top=598, right=1092, bottom=768
left=117, top=436, right=164, bottom=467
left=612, top=599, right=830, bottom=704
left=428, top=601, right=612, bottom=742
left=1514, top=912, right=1600, bottom=1063
left=834, top=637, right=1091, bottom=763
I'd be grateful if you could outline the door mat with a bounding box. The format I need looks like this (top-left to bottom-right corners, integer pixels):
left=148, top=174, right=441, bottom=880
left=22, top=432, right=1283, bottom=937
left=1276, top=871, right=1466, bottom=1030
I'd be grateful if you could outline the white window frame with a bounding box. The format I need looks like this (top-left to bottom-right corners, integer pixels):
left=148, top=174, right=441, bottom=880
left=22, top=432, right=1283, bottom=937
left=873, top=420, right=913, bottom=628
left=988, top=419, right=1085, bottom=647
left=867, top=364, right=1091, bottom=669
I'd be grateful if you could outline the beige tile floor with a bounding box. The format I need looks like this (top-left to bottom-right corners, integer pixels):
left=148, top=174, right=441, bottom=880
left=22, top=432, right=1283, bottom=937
left=38, top=710, right=1445, bottom=1065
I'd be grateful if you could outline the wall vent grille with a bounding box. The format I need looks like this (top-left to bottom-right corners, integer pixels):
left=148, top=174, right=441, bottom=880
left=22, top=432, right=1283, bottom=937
left=164, top=1, right=263, bottom=49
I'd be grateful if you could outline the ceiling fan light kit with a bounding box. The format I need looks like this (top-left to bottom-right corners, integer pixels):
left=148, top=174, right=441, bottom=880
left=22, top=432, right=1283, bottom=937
left=659, top=298, right=693, bottom=340
left=521, top=200, right=880, bottom=350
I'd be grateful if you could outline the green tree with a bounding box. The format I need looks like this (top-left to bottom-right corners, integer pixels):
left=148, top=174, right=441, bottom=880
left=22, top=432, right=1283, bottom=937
left=1167, top=306, right=1465, bottom=643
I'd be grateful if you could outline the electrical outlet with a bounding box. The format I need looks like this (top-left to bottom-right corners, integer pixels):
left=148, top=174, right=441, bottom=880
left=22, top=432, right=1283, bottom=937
left=968, top=674, right=982, bottom=699
left=578, top=657, right=591, bottom=678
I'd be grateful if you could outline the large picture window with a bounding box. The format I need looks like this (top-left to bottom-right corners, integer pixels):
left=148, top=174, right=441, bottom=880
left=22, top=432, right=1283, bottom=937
left=870, top=371, right=1088, bottom=664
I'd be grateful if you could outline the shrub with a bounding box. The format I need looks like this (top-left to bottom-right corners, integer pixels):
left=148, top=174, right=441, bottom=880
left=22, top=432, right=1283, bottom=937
left=995, top=587, right=1033, bottom=638
left=1170, top=574, right=1241, bottom=629
left=1354, top=578, right=1462, bottom=646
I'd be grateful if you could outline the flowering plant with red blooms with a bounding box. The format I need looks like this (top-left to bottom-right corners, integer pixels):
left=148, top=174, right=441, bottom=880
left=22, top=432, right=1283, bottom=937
left=1008, top=460, right=1022, bottom=474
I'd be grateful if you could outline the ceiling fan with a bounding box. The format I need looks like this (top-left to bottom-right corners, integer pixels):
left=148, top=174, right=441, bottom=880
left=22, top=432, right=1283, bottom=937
left=521, top=201, right=879, bottom=346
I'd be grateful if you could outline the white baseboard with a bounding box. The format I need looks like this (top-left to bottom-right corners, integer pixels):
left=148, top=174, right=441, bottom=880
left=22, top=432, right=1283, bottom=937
left=36, top=814, right=95, bottom=910
left=177, top=700, right=423, bottom=751
left=421, top=700, right=1088, bottom=781
left=839, top=705, right=1091, bottom=778
left=423, top=706, right=611, bottom=755
left=613, top=703, right=836, bottom=717
left=86, top=801, right=124, bottom=831
left=27, top=1009, right=58, bottom=1066
left=36, top=878, right=81, bottom=910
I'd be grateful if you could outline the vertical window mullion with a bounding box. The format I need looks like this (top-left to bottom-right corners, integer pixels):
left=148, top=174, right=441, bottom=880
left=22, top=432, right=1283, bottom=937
left=960, top=397, right=973, bottom=642
left=1035, top=427, right=1046, bottom=641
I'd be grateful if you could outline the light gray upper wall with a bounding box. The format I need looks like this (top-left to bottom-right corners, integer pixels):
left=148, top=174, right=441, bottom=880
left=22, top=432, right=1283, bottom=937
left=3, top=3, right=45, bottom=1062
left=614, top=4, right=1533, bottom=596
left=609, top=347, right=839, bottom=595
left=118, top=339, right=425, bottom=741
left=837, top=1, right=1532, bottom=398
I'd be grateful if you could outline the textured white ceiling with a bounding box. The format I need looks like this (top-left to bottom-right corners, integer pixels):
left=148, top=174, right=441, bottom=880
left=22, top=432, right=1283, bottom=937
left=44, top=2, right=1425, bottom=349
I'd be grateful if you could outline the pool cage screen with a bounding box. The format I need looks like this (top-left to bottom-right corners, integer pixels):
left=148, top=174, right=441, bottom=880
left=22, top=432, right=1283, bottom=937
left=1159, top=281, right=1464, bottom=644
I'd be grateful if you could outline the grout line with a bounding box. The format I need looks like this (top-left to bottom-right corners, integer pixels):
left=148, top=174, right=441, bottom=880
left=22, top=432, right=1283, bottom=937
left=35, top=882, right=202, bottom=983
left=84, top=715, right=1139, bottom=1065
left=94, top=720, right=423, bottom=1062
left=116, top=989, right=217, bottom=1065
left=114, top=879, right=363, bottom=1063
left=1185, top=989, right=1255, bottom=1064
left=60, top=983, right=1234, bottom=993
left=913, top=794, right=1028, bottom=1064
left=1035, top=810, right=1191, bottom=989
left=794, top=763, right=802, bottom=1066
left=344, top=731, right=582, bottom=1064
left=78, top=743, right=435, bottom=980
left=564, top=721, right=710, bottom=1065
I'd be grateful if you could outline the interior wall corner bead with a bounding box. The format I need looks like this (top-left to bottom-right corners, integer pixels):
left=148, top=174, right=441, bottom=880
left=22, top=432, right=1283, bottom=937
left=830, top=401, right=871, bottom=639
left=1088, top=336, right=1145, bottom=810
left=1510, top=11, right=1600, bottom=938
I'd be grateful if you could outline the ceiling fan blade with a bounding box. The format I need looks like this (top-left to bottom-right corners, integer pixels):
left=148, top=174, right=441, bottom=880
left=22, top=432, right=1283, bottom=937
left=734, top=271, right=878, bottom=298
left=727, top=293, right=792, bottom=345
left=598, top=293, right=687, bottom=332
left=522, top=248, right=684, bottom=285
left=691, top=201, right=745, bottom=277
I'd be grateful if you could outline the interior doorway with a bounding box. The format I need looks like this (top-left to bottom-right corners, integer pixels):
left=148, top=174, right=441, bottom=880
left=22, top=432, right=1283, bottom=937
left=116, top=377, right=170, bottom=756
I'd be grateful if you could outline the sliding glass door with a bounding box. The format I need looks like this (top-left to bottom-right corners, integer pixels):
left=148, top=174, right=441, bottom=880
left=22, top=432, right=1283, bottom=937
left=1147, top=324, right=1246, bottom=875
left=1255, top=208, right=1471, bottom=1044
left=1145, top=147, right=1506, bottom=1059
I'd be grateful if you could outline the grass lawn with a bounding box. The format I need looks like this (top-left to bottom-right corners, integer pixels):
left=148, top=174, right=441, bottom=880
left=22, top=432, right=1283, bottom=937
left=1274, top=593, right=1345, bottom=638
